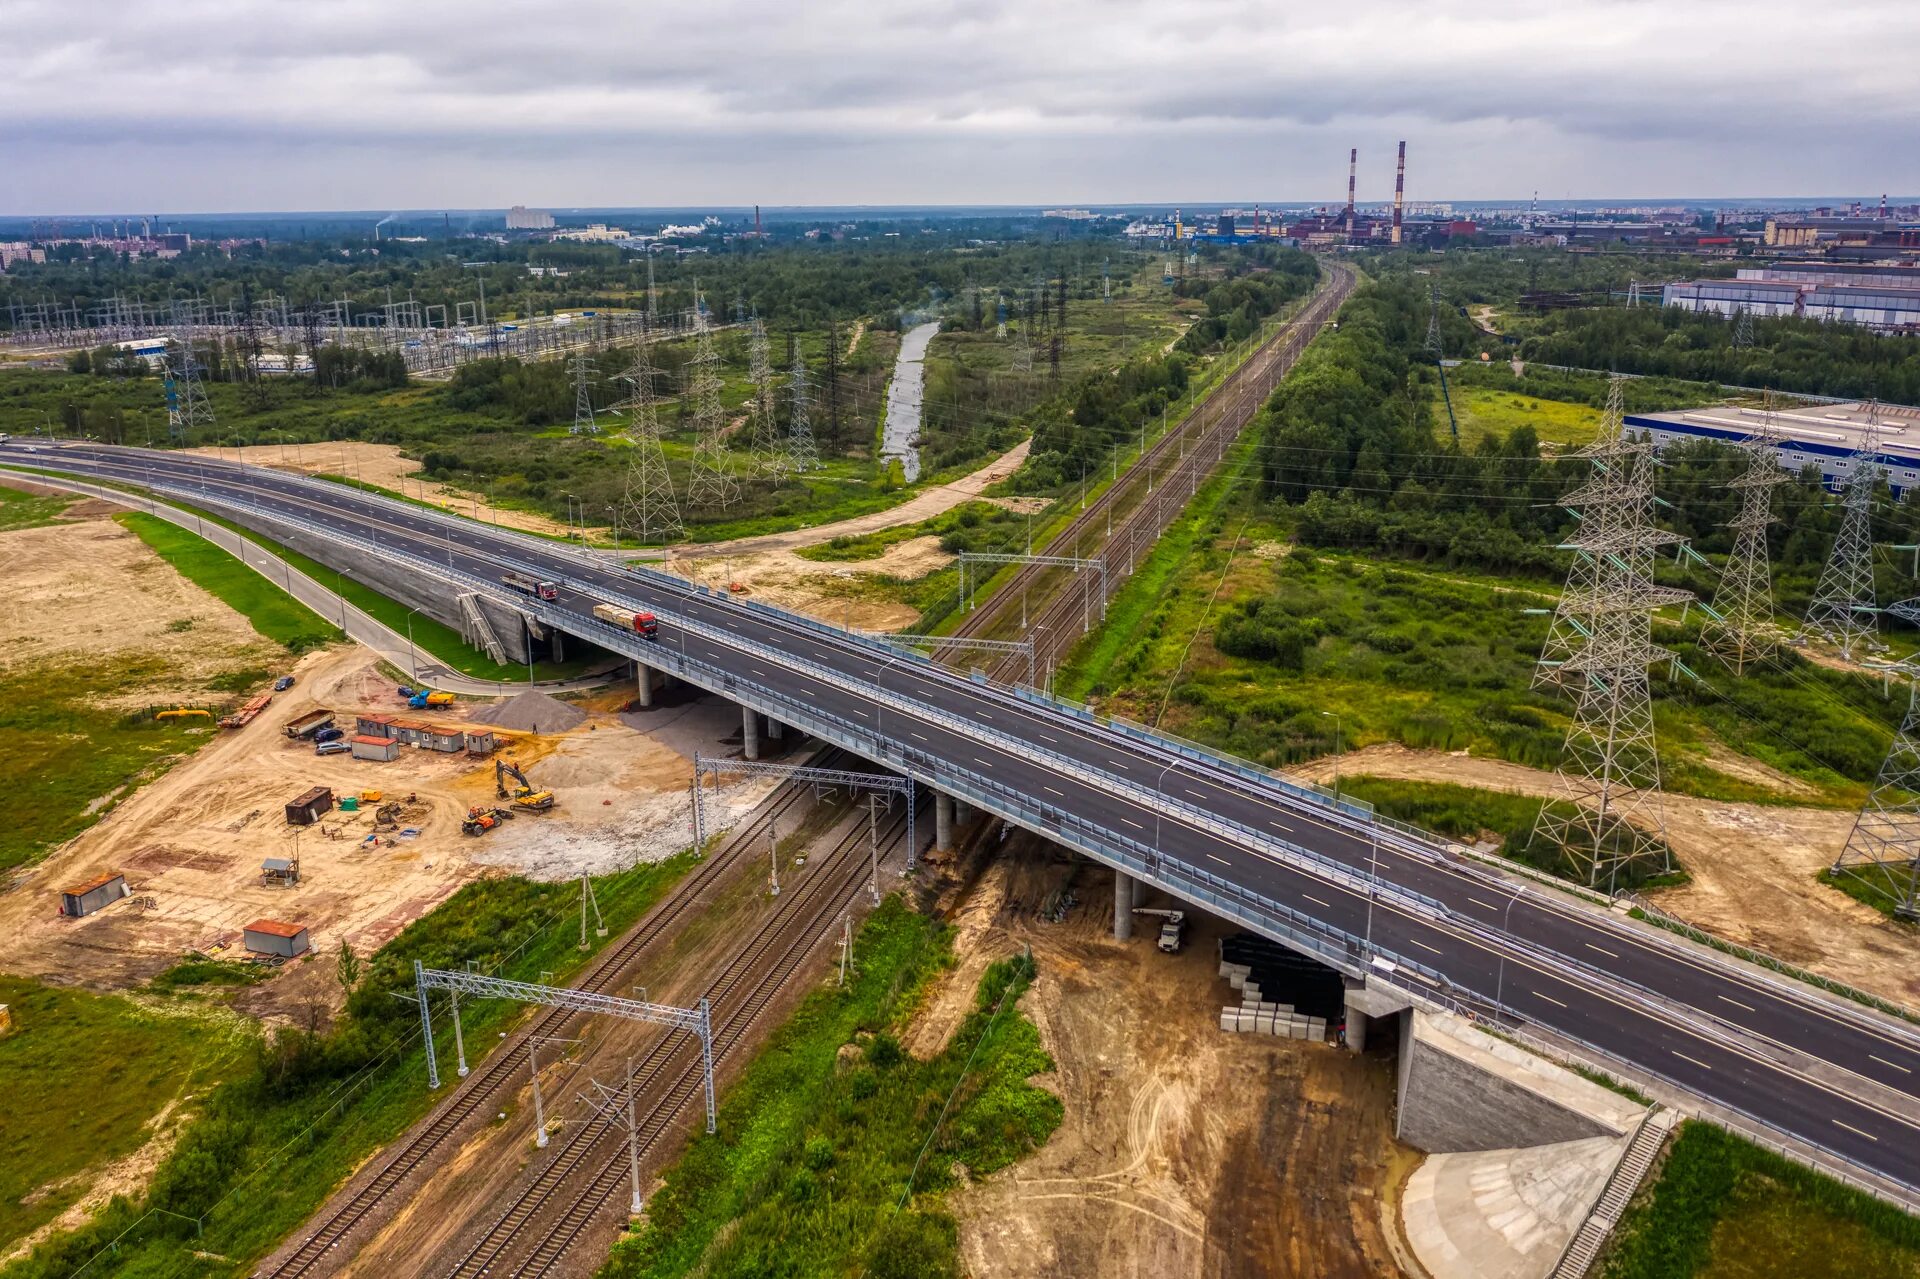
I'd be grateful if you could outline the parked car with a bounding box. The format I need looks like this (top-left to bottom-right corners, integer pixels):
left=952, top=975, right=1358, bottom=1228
left=315, top=741, right=351, bottom=756
left=314, top=726, right=345, bottom=744
left=274, top=675, right=296, bottom=691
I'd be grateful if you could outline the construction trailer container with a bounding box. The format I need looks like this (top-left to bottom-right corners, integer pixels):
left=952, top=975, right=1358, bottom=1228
left=283, top=709, right=336, bottom=739
left=463, top=727, right=499, bottom=755
left=350, top=734, right=401, bottom=762
left=285, top=786, right=334, bottom=826
left=59, top=872, right=129, bottom=918
left=357, top=713, right=492, bottom=755
left=243, top=918, right=310, bottom=958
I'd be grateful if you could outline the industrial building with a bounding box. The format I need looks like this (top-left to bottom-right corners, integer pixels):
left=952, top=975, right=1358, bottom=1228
left=505, top=205, right=555, bottom=231
left=243, top=918, right=310, bottom=958
left=1623, top=399, right=1920, bottom=492
left=59, top=872, right=129, bottom=918
left=1663, top=267, right=1920, bottom=333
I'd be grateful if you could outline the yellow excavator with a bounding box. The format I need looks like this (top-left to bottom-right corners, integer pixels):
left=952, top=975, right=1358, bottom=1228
left=495, top=758, right=556, bottom=813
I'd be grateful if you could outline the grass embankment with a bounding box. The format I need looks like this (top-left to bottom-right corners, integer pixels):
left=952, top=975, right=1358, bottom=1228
left=0, top=978, right=249, bottom=1254
left=1601, top=1122, right=1920, bottom=1278
left=117, top=513, right=339, bottom=653
left=0, top=484, right=79, bottom=532
left=602, top=898, right=1061, bottom=1279
left=5, top=855, right=696, bottom=1279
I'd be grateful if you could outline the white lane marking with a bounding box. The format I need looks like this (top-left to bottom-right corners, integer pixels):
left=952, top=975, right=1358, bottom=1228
left=1038, top=732, right=1058, bottom=744
left=1870, top=1054, right=1912, bottom=1074
left=1302, top=893, right=1331, bottom=908
left=1671, top=1050, right=1713, bottom=1071
left=1111, top=758, right=1131, bottom=770
left=1185, top=788, right=1208, bottom=800
left=751, top=669, right=767, bottom=677
left=911, top=732, right=929, bottom=742
left=976, top=710, right=994, bottom=720
left=1208, top=854, right=1232, bottom=866
left=1533, top=991, right=1568, bottom=1009
left=1410, top=940, right=1444, bottom=956
left=974, top=757, right=995, bottom=768
left=1121, top=817, right=1145, bottom=830
left=799, top=688, right=815, bottom=697
left=850, top=708, right=869, bottom=719
left=1043, top=785, right=1065, bottom=797
left=1468, top=897, right=1498, bottom=911
left=1834, top=1119, right=1879, bottom=1142
left=1585, top=943, right=1619, bottom=959
left=1268, top=819, right=1293, bottom=832
left=1717, top=994, right=1755, bottom=1013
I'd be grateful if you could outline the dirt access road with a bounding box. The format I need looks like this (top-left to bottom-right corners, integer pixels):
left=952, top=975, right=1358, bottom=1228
left=1288, top=744, right=1920, bottom=1006
left=924, top=839, right=1413, bottom=1279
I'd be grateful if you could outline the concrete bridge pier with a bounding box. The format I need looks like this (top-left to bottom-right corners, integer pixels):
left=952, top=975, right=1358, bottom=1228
left=935, top=793, right=955, bottom=851
left=742, top=706, right=761, bottom=761
left=634, top=662, right=656, bottom=709
left=766, top=717, right=784, bottom=742
left=1114, top=870, right=1135, bottom=940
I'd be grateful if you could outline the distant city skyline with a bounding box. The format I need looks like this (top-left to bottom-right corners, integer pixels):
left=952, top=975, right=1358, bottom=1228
left=6, top=0, right=1916, bottom=213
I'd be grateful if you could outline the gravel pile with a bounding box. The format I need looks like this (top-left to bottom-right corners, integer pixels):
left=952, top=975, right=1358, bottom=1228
left=469, top=690, right=588, bottom=734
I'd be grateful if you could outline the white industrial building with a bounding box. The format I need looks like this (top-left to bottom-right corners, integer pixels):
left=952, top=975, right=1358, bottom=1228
left=1663, top=265, right=1920, bottom=333
left=1624, top=400, right=1920, bottom=493
left=506, top=205, right=556, bottom=230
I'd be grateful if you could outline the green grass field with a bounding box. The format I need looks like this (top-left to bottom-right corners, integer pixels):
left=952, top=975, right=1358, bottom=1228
left=603, top=898, right=1060, bottom=1279
left=0, top=484, right=79, bottom=532
left=118, top=513, right=340, bottom=653
left=1601, top=1122, right=1920, bottom=1278
left=0, top=977, right=248, bottom=1252
left=1441, top=385, right=1607, bottom=449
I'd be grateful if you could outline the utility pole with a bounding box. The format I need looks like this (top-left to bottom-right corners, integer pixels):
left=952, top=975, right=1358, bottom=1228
left=787, top=343, right=819, bottom=473
left=746, top=316, right=785, bottom=480
left=1705, top=395, right=1787, bottom=674
left=685, top=291, right=741, bottom=510
left=615, top=319, right=685, bottom=544
left=1802, top=399, right=1885, bottom=659
left=1831, top=619, right=1920, bottom=921
left=766, top=818, right=780, bottom=897
left=867, top=795, right=881, bottom=904
left=569, top=352, right=598, bottom=436
left=578, top=868, right=606, bottom=949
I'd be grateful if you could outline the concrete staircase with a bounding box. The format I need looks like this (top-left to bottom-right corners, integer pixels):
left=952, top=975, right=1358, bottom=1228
left=457, top=593, right=509, bottom=665
left=1548, top=1107, right=1674, bottom=1279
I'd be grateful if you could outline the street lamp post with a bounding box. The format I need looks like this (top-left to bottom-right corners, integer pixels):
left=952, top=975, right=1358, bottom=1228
left=1493, top=883, right=1524, bottom=1014
left=1321, top=711, right=1342, bottom=805
left=405, top=606, right=423, bottom=682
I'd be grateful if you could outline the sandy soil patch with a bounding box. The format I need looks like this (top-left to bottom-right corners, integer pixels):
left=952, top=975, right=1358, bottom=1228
left=0, top=511, right=280, bottom=694
left=934, top=843, right=1410, bottom=1279
left=1285, top=744, right=1920, bottom=1004
left=667, top=535, right=954, bottom=631
left=184, top=441, right=576, bottom=538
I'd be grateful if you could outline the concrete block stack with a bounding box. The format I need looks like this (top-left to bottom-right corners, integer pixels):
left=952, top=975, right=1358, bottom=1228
left=1218, top=952, right=1328, bottom=1041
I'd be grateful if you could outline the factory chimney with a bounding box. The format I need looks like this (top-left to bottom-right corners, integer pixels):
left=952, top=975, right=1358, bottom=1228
left=755, top=204, right=762, bottom=237
left=1391, top=141, right=1406, bottom=245
left=1345, top=148, right=1357, bottom=241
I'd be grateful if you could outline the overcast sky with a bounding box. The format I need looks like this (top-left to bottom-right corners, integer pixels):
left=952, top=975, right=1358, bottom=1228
left=7, top=0, right=1915, bottom=214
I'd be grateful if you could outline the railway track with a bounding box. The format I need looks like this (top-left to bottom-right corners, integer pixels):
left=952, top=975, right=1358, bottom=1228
left=952, top=262, right=1357, bottom=679
left=442, top=797, right=920, bottom=1278
left=262, top=748, right=863, bottom=1279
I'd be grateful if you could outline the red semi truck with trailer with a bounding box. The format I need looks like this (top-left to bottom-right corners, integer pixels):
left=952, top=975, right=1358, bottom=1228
left=591, top=602, right=659, bottom=639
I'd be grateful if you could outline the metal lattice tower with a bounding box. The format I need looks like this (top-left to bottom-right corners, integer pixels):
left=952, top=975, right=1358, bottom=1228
left=1534, top=376, right=1629, bottom=690
left=786, top=345, right=819, bottom=474
left=1704, top=397, right=1787, bottom=674
left=614, top=325, right=684, bottom=544
left=683, top=298, right=740, bottom=510
left=1012, top=297, right=1035, bottom=374
left=1802, top=400, right=1884, bottom=659
left=164, top=324, right=214, bottom=442
left=1731, top=307, right=1755, bottom=349
left=1428, top=286, right=1458, bottom=441
left=1831, top=605, right=1920, bottom=920
left=1102, top=259, right=1112, bottom=305
left=746, top=317, right=786, bottom=480
left=1532, top=375, right=1691, bottom=889
left=995, top=293, right=1007, bottom=339
left=569, top=353, right=598, bottom=436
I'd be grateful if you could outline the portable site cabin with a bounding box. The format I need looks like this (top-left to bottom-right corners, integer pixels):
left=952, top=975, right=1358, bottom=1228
left=351, top=734, right=400, bottom=762
left=243, top=918, right=310, bottom=958
left=285, top=786, right=334, bottom=826
left=59, top=872, right=129, bottom=918
left=462, top=727, right=499, bottom=756
left=260, top=857, right=300, bottom=886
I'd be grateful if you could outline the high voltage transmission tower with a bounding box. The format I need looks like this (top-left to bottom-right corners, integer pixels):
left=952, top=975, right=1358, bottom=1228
left=1801, top=399, right=1884, bottom=659
left=614, top=323, right=684, bottom=544
left=746, top=317, right=785, bottom=480
left=1704, top=396, right=1787, bottom=674
left=683, top=297, right=740, bottom=510
left=1731, top=306, right=1755, bottom=349
left=1532, top=374, right=1691, bottom=889
left=786, top=345, right=819, bottom=474
left=1830, top=599, right=1920, bottom=920
left=1427, top=286, right=1458, bottom=441
left=163, top=326, right=213, bottom=442
left=569, top=352, right=598, bottom=436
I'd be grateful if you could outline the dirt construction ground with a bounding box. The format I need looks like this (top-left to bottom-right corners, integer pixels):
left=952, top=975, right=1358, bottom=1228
left=1286, top=744, right=1920, bottom=1007
left=925, top=837, right=1417, bottom=1279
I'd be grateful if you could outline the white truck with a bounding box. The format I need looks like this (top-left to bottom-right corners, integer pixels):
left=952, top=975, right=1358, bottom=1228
left=1131, top=908, right=1186, bottom=953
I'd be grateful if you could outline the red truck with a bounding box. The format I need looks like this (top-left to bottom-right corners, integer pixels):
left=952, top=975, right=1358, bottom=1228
left=501, top=571, right=559, bottom=601
left=592, top=602, right=659, bottom=640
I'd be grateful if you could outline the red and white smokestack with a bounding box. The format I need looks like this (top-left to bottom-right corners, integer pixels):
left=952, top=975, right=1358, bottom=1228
left=755, top=204, right=762, bottom=237
left=1392, top=141, right=1406, bottom=244
left=1346, top=147, right=1357, bottom=241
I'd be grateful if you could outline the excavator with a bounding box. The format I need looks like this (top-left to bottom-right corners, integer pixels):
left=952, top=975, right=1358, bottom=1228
left=495, top=758, right=556, bottom=812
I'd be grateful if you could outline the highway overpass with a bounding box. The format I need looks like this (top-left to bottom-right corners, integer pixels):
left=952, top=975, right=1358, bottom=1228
left=9, top=439, right=1919, bottom=1203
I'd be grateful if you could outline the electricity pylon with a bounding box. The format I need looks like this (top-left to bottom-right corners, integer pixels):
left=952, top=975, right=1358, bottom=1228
left=1428, top=286, right=1458, bottom=441
left=1831, top=602, right=1920, bottom=921
left=1532, top=374, right=1691, bottom=889
left=614, top=323, right=683, bottom=544
left=1534, top=376, right=1629, bottom=691
left=1802, top=400, right=1884, bottom=659
left=683, top=296, right=740, bottom=510
left=569, top=353, right=598, bottom=436
left=746, top=317, right=785, bottom=481
left=1705, top=396, right=1787, bottom=674
left=787, top=346, right=819, bottom=474
left=1731, top=306, right=1754, bottom=349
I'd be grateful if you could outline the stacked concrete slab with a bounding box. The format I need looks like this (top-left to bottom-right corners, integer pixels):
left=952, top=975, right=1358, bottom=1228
left=1218, top=953, right=1329, bottom=1042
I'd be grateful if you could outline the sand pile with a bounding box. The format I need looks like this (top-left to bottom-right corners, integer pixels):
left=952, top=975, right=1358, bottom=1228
left=470, top=690, right=588, bottom=734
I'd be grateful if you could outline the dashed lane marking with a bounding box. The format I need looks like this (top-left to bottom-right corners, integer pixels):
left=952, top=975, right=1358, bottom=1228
left=1717, top=994, right=1756, bottom=1013
left=1834, top=1119, right=1879, bottom=1142
left=1870, top=1055, right=1912, bottom=1074
left=1672, top=1050, right=1713, bottom=1071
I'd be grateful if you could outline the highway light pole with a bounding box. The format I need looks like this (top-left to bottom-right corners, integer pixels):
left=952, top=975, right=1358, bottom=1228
left=1321, top=711, right=1342, bottom=805
left=405, top=606, right=422, bottom=681
left=1493, top=882, right=1524, bottom=1014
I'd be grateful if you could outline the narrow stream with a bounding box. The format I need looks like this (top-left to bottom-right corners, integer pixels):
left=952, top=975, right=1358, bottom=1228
left=880, top=320, right=941, bottom=483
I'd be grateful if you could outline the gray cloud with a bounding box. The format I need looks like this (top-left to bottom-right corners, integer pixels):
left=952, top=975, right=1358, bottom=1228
left=5, top=0, right=1916, bottom=211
